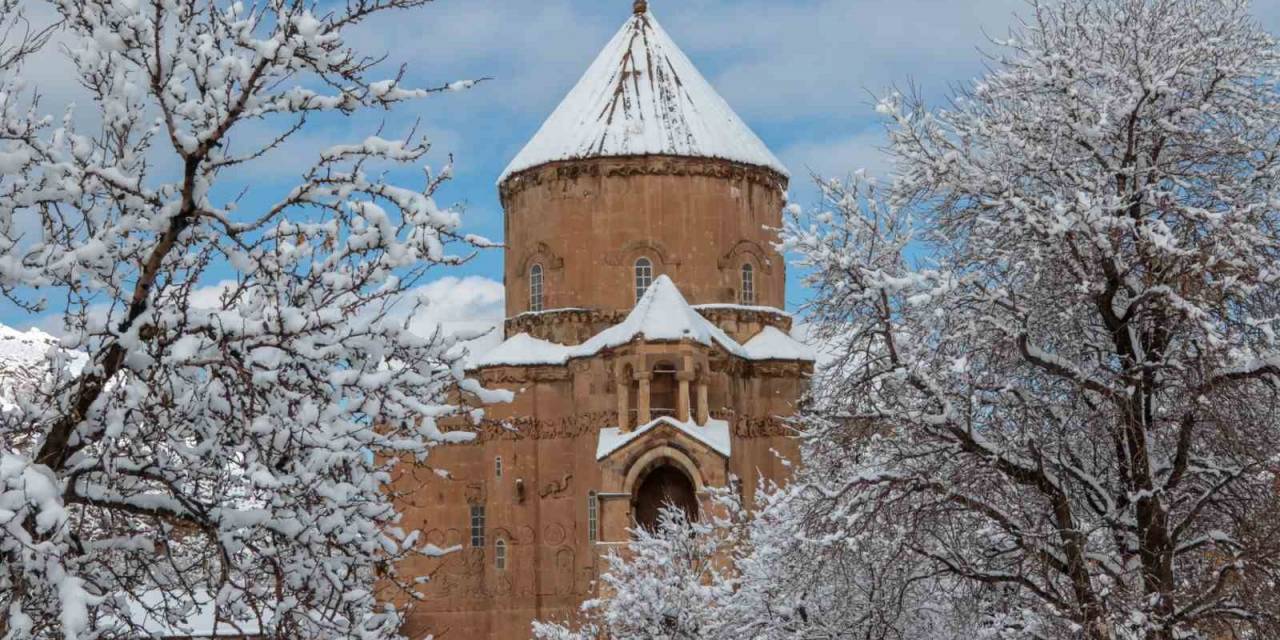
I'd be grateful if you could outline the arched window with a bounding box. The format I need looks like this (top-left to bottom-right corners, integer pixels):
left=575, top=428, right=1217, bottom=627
left=495, top=456, right=503, bottom=478
left=494, top=538, right=507, bottom=570
left=740, top=263, right=755, bottom=305
left=587, top=491, right=598, bottom=543
left=529, top=264, right=544, bottom=312
left=634, top=258, right=653, bottom=302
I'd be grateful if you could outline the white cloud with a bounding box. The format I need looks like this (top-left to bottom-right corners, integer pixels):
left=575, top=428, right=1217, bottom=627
left=780, top=126, right=892, bottom=184
left=401, top=275, right=506, bottom=354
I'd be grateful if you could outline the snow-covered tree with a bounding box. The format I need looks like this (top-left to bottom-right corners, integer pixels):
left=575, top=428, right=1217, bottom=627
left=784, top=0, right=1280, bottom=639
left=534, top=482, right=973, bottom=640
left=0, top=0, right=56, bottom=72
left=532, top=502, right=743, bottom=640
left=0, top=1, right=501, bottom=637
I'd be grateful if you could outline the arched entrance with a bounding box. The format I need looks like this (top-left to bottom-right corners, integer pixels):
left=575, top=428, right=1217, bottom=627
left=632, top=465, right=698, bottom=532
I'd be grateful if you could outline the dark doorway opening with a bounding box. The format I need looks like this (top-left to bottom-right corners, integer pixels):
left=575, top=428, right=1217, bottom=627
left=650, top=362, right=678, bottom=419
left=633, top=465, right=698, bottom=532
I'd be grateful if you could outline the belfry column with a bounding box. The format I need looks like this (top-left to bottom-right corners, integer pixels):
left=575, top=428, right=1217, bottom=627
left=636, top=372, right=652, bottom=424
left=616, top=376, right=630, bottom=431
left=676, top=371, right=694, bottom=422
left=696, top=381, right=709, bottom=425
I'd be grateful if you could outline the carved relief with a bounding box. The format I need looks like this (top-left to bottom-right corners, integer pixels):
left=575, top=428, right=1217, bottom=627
left=516, top=241, right=566, bottom=274
left=604, top=239, right=679, bottom=267
left=717, top=240, right=774, bottom=273
left=453, top=411, right=617, bottom=444
left=554, top=548, right=575, bottom=595
left=500, top=156, right=788, bottom=203
left=515, top=525, right=536, bottom=545
left=733, top=416, right=799, bottom=438
left=539, top=473, right=573, bottom=498
left=543, top=523, right=567, bottom=546
left=576, top=567, right=597, bottom=597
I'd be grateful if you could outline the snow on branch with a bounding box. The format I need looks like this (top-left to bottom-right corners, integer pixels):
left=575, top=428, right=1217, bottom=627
left=0, top=0, right=497, bottom=637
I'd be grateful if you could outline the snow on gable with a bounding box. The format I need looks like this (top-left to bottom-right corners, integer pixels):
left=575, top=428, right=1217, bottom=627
left=499, top=7, right=788, bottom=183
left=576, top=275, right=748, bottom=357
left=596, top=417, right=731, bottom=460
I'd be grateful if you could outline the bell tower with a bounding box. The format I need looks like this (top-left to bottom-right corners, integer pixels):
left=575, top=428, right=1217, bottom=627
left=392, top=5, right=813, bottom=639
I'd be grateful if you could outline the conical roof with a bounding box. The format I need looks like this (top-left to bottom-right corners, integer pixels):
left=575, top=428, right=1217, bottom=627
left=499, top=6, right=788, bottom=183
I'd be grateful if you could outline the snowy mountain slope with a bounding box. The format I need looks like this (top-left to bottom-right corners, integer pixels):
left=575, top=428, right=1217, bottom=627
left=0, top=324, right=87, bottom=412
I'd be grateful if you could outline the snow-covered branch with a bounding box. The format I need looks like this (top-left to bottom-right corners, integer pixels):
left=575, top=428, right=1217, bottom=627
left=0, top=0, right=497, bottom=638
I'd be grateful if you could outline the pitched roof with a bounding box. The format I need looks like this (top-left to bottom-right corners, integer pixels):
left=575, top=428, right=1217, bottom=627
left=596, top=417, right=731, bottom=460
left=469, top=276, right=815, bottom=369
left=577, top=275, right=747, bottom=356
left=498, top=7, right=788, bottom=183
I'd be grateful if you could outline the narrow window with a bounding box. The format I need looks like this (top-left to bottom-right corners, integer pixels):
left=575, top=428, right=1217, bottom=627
left=470, top=504, right=485, bottom=547
left=587, top=491, right=598, bottom=543
left=529, top=264, right=544, bottom=312
left=635, top=258, right=653, bottom=302
left=495, top=456, right=503, bottom=478
left=740, top=263, right=755, bottom=305
left=495, top=538, right=507, bottom=570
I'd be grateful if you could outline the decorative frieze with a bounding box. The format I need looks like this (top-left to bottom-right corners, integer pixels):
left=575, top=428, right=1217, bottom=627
left=499, top=156, right=788, bottom=204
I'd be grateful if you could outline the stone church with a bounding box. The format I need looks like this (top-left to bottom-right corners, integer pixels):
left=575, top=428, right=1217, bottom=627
left=392, top=2, right=814, bottom=637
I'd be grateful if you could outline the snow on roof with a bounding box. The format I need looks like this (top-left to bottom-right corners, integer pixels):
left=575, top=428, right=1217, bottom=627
left=742, top=326, right=817, bottom=362
left=468, top=277, right=816, bottom=369
left=577, top=275, right=747, bottom=356
left=597, top=417, right=731, bottom=460
left=469, top=332, right=572, bottom=368
left=499, top=7, right=788, bottom=183
left=692, top=303, right=793, bottom=317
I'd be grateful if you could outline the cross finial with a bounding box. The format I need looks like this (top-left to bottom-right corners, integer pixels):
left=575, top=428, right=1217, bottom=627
left=633, top=0, right=648, bottom=15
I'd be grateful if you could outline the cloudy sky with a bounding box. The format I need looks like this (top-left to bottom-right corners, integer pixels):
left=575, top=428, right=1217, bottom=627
left=8, top=0, right=1280, bottom=338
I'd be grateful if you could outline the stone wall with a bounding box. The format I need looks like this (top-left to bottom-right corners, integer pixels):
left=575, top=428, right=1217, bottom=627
left=500, top=156, right=789, bottom=318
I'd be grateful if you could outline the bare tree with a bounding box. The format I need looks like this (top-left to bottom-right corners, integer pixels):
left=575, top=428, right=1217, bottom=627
left=0, top=0, right=57, bottom=72
left=0, top=0, right=501, bottom=637
left=784, top=0, right=1280, bottom=639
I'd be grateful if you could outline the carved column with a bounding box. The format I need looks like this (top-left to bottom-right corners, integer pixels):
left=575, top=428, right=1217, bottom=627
left=676, top=371, right=695, bottom=423
left=696, top=381, right=709, bottom=425
left=616, top=377, right=630, bottom=431
left=636, top=372, right=652, bottom=425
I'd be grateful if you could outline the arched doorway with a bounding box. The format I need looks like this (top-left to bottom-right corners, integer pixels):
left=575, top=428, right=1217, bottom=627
left=632, top=465, right=698, bottom=532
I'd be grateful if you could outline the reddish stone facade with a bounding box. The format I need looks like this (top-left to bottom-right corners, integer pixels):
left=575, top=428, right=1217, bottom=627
left=387, top=7, right=811, bottom=639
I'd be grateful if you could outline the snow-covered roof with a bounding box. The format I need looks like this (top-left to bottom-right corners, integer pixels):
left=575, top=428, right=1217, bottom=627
left=578, top=275, right=747, bottom=356
left=742, top=326, right=818, bottom=362
left=499, top=7, right=788, bottom=183
left=597, top=417, right=731, bottom=460
left=468, top=276, right=815, bottom=369
left=470, top=332, right=572, bottom=368
left=692, top=303, right=793, bottom=317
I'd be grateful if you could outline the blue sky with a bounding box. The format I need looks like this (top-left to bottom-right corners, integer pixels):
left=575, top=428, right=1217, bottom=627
left=11, top=0, right=1280, bottom=336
